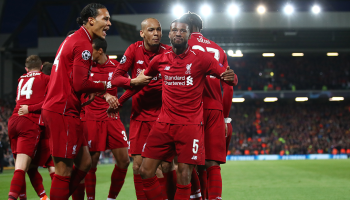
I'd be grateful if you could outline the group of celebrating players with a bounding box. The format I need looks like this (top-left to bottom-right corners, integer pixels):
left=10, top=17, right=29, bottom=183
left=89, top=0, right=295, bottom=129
left=8, top=3, right=238, bottom=200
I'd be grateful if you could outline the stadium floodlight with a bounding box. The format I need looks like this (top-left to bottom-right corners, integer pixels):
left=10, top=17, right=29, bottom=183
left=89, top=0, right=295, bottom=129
left=270, top=72, right=274, bottom=76
left=257, top=5, right=266, bottom=14
left=312, top=5, right=321, bottom=14
left=172, top=5, right=185, bottom=17
left=227, top=50, right=234, bottom=57
left=329, top=97, right=344, bottom=101
left=295, top=97, right=308, bottom=102
left=284, top=4, right=294, bottom=15
left=228, top=4, right=239, bottom=16
left=292, top=53, right=304, bottom=57
left=200, top=4, right=212, bottom=16
left=232, top=98, right=245, bottom=103
left=264, top=97, right=278, bottom=102
left=109, top=55, right=117, bottom=59
left=327, top=52, right=338, bottom=56
left=263, top=53, right=275, bottom=57
left=232, top=50, right=243, bottom=57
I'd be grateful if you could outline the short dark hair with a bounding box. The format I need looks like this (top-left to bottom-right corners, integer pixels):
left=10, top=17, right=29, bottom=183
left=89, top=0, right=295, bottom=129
left=92, top=37, right=107, bottom=53
left=76, top=3, right=106, bottom=25
left=66, top=30, right=76, bottom=36
left=170, top=18, right=189, bottom=29
left=25, top=55, right=42, bottom=70
left=41, top=62, right=53, bottom=75
left=179, top=12, right=203, bottom=32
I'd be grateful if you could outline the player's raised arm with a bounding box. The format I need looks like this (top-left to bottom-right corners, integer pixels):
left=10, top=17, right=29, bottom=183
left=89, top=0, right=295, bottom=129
left=111, top=45, right=136, bottom=89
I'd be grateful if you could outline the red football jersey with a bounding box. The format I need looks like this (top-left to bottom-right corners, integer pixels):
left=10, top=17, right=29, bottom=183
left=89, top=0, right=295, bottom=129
left=42, top=26, right=105, bottom=117
left=144, top=46, right=229, bottom=125
left=13, top=71, right=50, bottom=125
left=111, top=41, right=171, bottom=121
left=85, top=57, right=120, bottom=121
left=189, top=32, right=233, bottom=111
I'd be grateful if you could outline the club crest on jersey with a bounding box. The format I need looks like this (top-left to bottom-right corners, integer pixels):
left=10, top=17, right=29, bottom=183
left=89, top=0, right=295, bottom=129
left=120, top=55, right=127, bottom=64
left=108, top=72, right=113, bottom=80
left=82, top=50, right=91, bottom=60
left=185, top=63, right=192, bottom=74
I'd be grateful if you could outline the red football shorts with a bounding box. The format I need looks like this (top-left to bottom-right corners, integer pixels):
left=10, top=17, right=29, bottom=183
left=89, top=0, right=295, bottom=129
left=129, top=119, right=155, bottom=155
left=81, top=121, right=88, bottom=146
left=86, top=119, right=128, bottom=152
left=31, top=137, right=54, bottom=168
left=226, top=123, right=233, bottom=153
left=142, top=122, right=204, bottom=165
left=203, top=109, right=226, bottom=164
left=8, top=116, right=40, bottom=159
left=42, top=110, right=83, bottom=159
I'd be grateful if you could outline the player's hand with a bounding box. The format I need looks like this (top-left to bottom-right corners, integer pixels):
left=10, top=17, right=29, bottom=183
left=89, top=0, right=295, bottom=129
left=18, top=105, right=29, bottom=116
left=106, top=106, right=120, bottom=118
left=221, top=66, right=235, bottom=82
left=104, top=93, right=120, bottom=109
left=82, top=93, right=96, bottom=106
left=130, top=69, right=152, bottom=87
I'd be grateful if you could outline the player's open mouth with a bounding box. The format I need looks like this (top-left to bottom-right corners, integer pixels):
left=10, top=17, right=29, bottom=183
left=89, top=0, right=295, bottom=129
left=103, top=28, right=109, bottom=36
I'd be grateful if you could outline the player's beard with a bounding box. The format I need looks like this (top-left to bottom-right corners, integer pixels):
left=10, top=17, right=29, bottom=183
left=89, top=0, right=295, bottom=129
left=171, top=38, right=187, bottom=49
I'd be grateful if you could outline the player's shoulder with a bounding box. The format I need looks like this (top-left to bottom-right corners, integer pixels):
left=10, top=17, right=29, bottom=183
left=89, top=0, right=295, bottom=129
left=130, top=41, right=143, bottom=50
left=159, top=43, right=172, bottom=52
left=108, top=59, right=119, bottom=66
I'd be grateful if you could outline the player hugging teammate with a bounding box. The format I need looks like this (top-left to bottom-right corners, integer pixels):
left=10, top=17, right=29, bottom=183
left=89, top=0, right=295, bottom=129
left=7, top=3, right=237, bottom=200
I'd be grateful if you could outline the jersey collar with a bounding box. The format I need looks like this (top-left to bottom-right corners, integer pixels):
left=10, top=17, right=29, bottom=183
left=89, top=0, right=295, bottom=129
left=191, top=32, right=203, bottom=37
left=81, top=26, right=92, bottom=42
left=171, top=45, right=191, bottom=59
left=142, top=41, right=162, bottom=57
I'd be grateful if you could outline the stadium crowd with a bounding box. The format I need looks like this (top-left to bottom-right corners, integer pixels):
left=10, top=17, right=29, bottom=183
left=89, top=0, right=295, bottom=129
left=230, top=56, right=350, bottom=91
left=0, top=98, right=15, bottom=172
left=228, top=101, right=350, bottom=155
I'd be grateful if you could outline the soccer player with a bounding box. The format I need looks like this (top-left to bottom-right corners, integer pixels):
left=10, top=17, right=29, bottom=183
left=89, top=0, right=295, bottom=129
left=112, top=19, right=236, bottom=200
left=83, top=37, right=129, bottom=200
left=111, top=18, right=173, bottom=199
left=17, top=61, right=55, bottom=200
left=179, top=12, right=237, bottom=200
left=8, top=55, right=50, bottom=200
left=41, top=3, right=110, bottom=200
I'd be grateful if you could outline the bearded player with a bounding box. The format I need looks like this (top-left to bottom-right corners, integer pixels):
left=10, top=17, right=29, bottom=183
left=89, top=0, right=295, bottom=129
left=41, top=3, right=109, bottom=200
left=179, top=12, right=237, bottom=200
left=111, top=18, right=173, bottom=199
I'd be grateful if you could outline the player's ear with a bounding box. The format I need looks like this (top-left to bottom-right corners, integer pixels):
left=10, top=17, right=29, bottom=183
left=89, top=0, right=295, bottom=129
left=140, top=30, right=144, bottom=38
left=98, top=48, right=103, bottom=54
left=88, top=17, right=94, bottom=26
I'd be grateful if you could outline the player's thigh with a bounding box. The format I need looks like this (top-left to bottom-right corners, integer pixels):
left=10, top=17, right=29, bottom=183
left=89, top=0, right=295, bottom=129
left=16, top=117, right=41, bottom=159
left=106, top=119, right=128, bottom=150
left=86, top=120, right=107, bottom=152
left=42, top=110, right=83, bottom=159
left=203, top=109, right=226, bottom=163
left=130, top=120, right=154, bottom=155
left=141, top=122, right=174, bottom=161
left=173, top=124, right=205, bottom=166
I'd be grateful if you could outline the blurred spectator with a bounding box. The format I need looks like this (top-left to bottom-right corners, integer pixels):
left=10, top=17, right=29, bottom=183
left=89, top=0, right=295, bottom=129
left=228, top=101, right=350, bottom=155
left=229, top=56, right=350, bottom=91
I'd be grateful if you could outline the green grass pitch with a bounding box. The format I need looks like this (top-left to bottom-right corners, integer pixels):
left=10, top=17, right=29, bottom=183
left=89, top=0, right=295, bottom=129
left=1, top=159, right=349, bottom=199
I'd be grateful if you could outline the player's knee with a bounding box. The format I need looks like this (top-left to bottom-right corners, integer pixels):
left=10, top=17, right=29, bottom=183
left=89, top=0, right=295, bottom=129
left=80, top=156, right=92, bottom=172
left=118, top=156, right=130, bottom=169
left=161, top=161, right=172, bottom=173
left=139, top=165, right=153, bottom=179
left=177, top=167, right=191, bottom=184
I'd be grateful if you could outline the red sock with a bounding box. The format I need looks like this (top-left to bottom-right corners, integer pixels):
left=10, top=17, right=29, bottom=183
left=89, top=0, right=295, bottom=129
left=172, top=170, right=177, bottom=188
left=142, top=175, right=163, bottom=200
left=85, top=168, right=97, bottom=200
left=190, top=168, right=202, bottom=200
left=207, top=166, right=222, bottom=200
left=69, top=166, right=87, bottom=196
left=50, top=172, right=54, bottom=180
left=174, top=183, right=191, bottom=200
left=19, top=181, right=27, bottom=200
left=72, top=183, right=85, bottom=200
left=134, top=174, right=147, bottom=200
left=8, top=169, right=26, bottom=200
left=198, top=170, right=207, bottom=200
left=163, top=171, right=176, bottom=200
left=50, top=174, right=70, bottom=200
left=158, top=177, right=168, bottom=199
left=107, top=164, right=127, bottom=199
left=27, top=168, right=46, bottom=198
